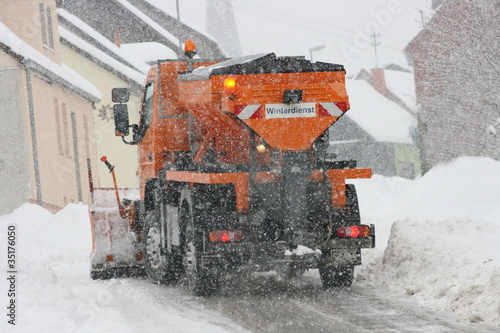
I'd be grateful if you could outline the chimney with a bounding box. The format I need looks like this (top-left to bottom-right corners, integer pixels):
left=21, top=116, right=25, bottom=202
left=114, top=28, right=121, bottom=48
left=371, top=68, right=388, bottom=96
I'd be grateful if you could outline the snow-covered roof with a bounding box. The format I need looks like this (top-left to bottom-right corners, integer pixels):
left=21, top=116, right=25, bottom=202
left=121, top=42, right=177, bottom=64
left=384, top=70, right=417, bottom=112
left=345, top=79, right=416, bottom=144
left=0, top=21, right=100, bottom=102
left=59, top=27, right=146, bottom=85
left=57, top=9, right=151, bottom=75
left=144, top=0, right=215, bottom=41
left=115, top=0, right=179, bottom=46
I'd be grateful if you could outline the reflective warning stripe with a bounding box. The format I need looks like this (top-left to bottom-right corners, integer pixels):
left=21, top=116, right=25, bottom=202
left=234, top=105, right=262, bottom=119
left=317, top=102, right=343, bottom=117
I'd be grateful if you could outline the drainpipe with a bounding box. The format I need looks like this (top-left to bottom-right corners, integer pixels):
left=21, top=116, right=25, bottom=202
left=24, top=65, right=42, bottom=205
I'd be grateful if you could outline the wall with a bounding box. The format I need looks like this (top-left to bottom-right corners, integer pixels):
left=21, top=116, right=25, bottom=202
left=0, top=66, right=30, bottom=215
left=28, top=71, right=97, bottom=209
left=0, top=0, right=99, bottom=212
left=60, top=45, right=142, bottom=188
left=407, top=0, right=500, bottom=169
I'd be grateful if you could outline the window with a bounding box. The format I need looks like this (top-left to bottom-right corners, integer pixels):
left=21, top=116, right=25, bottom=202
left=139, top=82, right=155, bottom=132
left=39, top=2, right=47, bottom=47
left=46, top=6, right=54, bottom=50
left=54, top=98, right=63, bottom=155
left=39, top=2, right=54, bottom=50
left=71, top=112, right=83, bottom=202
left=83, top=115, right=90, bottom=160
left=62, top=103, right=70, bottom=157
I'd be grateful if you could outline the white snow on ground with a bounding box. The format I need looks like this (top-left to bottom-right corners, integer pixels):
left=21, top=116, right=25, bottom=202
left=0, top=204, right=251, bottom=333
left=1, top=156, right=499, bottom=330
left=354, top=156, right=500, bottom=327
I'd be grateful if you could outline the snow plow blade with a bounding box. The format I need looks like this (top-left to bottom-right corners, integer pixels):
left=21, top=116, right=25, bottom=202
left=89, top=188, right=145, bottom=279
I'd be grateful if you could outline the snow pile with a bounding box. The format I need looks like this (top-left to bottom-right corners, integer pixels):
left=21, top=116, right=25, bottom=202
left=355, top=157, right=500, bottom=327
left=0, top=204, right=92, bottom=332
left=0, top=204, right=249, bottom=332
left=382, top=218, right=500, bottom=324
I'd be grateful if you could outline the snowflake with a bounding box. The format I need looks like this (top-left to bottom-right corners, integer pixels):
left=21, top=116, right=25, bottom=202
left=98, top=104, right=112, bottom=122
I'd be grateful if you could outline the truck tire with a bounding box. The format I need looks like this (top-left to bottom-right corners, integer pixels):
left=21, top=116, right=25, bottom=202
left=144, top=210, right=181, bottom=284
left=318, top=262, right=354, bottom=288
left=180, top=201, right=221, bottom=296
left=318, top=184, right=359, bottom=288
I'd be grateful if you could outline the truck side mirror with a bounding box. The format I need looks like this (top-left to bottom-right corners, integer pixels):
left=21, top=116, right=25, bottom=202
left=112, top=88, right=130, bottom=103
left=113, top=104, right=129, bottom=136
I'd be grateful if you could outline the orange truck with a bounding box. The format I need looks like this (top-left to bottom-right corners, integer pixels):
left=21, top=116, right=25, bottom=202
left=89, top=42, right=375, bottom=295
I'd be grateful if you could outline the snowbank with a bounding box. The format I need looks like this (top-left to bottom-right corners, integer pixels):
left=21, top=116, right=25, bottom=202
left=381, top=218, right=500, bottom=324
left=355, top=157, right=500, bottom=327
left=0, top=204, right=249, bottom=333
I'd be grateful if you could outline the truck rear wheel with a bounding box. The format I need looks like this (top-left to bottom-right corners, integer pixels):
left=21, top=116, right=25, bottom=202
left=181, top=201, right=221, bottom=296
left=144, top=210, right=181, bottom=284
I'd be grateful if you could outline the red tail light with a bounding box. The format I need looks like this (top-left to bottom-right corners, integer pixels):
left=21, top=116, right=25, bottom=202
left=209, top=230, right=243, bottom=242
left=336, top=225, right=371, bottom=238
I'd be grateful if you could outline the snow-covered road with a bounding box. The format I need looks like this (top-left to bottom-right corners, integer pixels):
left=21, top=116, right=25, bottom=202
left=201, top=272, right=497, bottom=333
left=1, top=157, right=499, bottom=332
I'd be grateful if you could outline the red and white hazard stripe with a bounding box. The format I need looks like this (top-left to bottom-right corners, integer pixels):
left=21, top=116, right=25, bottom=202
left=234, top=104, right=263, bottom=119
left=317, top=102, right=343, bottom=117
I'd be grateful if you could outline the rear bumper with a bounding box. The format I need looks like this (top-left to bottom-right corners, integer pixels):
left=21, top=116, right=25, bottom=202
left=202, top=226, right=375, bottom=271
left=323, top=235, right=375, bottom=250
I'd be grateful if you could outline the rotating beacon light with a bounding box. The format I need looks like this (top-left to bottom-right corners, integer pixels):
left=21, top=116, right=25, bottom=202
left=224, top=78, right=237, bottom=97
left=184, top=39, right=197, bottom=59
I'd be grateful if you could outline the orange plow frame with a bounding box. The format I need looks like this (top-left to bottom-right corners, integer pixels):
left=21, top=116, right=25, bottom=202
left=165, top=168, right=371, bottom=213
